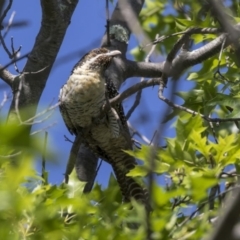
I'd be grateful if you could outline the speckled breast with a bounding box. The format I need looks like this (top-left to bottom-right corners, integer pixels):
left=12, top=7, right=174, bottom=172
left=60, top=72, right=106, bottom=128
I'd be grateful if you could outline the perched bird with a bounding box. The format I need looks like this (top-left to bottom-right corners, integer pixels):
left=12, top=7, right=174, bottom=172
left=59, top=48, right=148, bottom=207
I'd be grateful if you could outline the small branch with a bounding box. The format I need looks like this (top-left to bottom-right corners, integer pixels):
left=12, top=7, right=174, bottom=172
left=0, top=33, right=12, bottom=58
left=64, top=135, right=74, bottom=144
left=149, top=27, right=221, bottom=46
left=22, top=102, right=59, bottom=125
left=3, top=11, right=16, bottom=38
left=177, top=185, right=240, bottom=231
left=0, top=64, right=15, bottom=86
left=128, top=121, right=151, bottom=145
left=30, top=122, right=56, bottom=136
left=0, top=91, right=9, bottom=111
left=105, top=0, right=110, bottom=46
left=0, top=52, right=29, bottom=73
left=41, top=132, right=48, bottom=184
left=109, top=78, right=161, bottom=107
left=0, top=151, right=21, bottom=159
left=208, top=116, right=218, bottom=144
left=0, top=0, right=13, bottom=24
left=205, top=184, right=240, bottom=240
left=10, top=37, right=22, bottom=73
left=158, top=88, right=240, bottom=123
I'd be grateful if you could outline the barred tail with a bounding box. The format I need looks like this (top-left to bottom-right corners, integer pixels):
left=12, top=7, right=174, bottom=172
left=111, top=156, right=149, bottom=210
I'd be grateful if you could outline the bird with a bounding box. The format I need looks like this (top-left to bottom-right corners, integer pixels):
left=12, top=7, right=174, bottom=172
left=59, top=48, right=148, bottom=207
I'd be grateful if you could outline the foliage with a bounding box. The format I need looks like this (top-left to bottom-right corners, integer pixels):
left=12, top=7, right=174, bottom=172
left=1, top=111, right=240, bottom=239
left=1, top=0, right=240, bottom=239
left=128, top=114, right=240, bottom=239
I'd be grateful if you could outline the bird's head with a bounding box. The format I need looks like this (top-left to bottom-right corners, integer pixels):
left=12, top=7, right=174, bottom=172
left=73, top=48, right=121, bottom=74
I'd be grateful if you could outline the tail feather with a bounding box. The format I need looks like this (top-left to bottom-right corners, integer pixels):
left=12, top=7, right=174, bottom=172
left=112, top=160, right=148, bottom=206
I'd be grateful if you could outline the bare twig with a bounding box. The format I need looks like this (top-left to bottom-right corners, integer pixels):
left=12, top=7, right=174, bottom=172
left=109, top=78, right=161, bottom=107
left=10, top=37, right=22, bottom=73
left=30, top=122, right=57, bottom=136
left=149, top=27, right=221, bottom=46
left=22, top=102, right=59, bottom=125
left=105, top=0, right=110, bottom=46
left=64, top=135, right=74, bottom=144
left=14, top=76, right=23, bottom=123
left=213, top=36, right=227, bottom=81
left=0, top=32, right=12, bottom=58
left=42, top=132, right=48, bottom=184
left=205, top=184, right=240, bottom=240
left=0, top=91, right=10, bottom=111
left=3, top=11, right=15, bottom=38
left=128, top=122, right=151, bottom=145
left=0, top=151, right=21, bottom=159
left=158, top=87, right=240, bottom=123
left=0, top=0, right=13, bottom=24
left=0, top=64, right=15, bottom=86
left=177, top=185, right=240, bottom=231
left=0, top=52, right=29, bottom=73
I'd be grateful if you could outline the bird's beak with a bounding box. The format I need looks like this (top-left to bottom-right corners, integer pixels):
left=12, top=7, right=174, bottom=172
left=106, top=50, right=122, bottom=57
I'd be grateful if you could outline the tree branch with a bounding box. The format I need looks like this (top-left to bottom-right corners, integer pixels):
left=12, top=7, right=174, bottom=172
left=205, top=185, right=240, bottom=240
left=123, top=24, right=240, bottom=80
left=208, top=0, right=240, bottom=65
left=0, top=64, right=15, bottom=86
left=7, top=0, right=79, bottom=124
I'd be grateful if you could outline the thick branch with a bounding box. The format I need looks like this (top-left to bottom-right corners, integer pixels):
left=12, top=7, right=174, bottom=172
left=124, top=25, right=240, bottom=80
left=8, top=0, right=79, bottom=124
left=205, top=186, right=240, bottom=240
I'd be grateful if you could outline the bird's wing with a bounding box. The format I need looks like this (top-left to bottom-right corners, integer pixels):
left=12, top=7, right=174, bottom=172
left=59, top=85, right=77, bottom=135
left=105, top=78, right=128, bottom=128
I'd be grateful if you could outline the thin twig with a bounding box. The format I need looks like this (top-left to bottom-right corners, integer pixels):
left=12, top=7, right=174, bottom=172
left=177, top=185, right=240, bottom=229
left=128, top=122, right=151, bottom=145
left=30, top=122, right=57, bottom=136
left=3, top=11, right=16, bottom=38
left=0, top=0, right=13, bottom=24
left=205, top=183, right=240, bottom=240
left=42, top=132, right=48, bottom=184
left=158, top=87, right=240, bottom=123
left=0, top=33, right=12, bottom=58
left=14, top=76, right=23, bottom=123
left=214, top=36, right=227, bottom=80
left=64, top=135, right=74, bottom=144
left=147, top=27, right=221, bottom=47
left=10, top=37, right=22, bottom=73
left=0, top=91, right=10, bottom=111
left=106, top=0, right=110, bottom=46
left=108, top=78, right=240, bottom=124
left=22, top=102, right=59, bottom=125
left=0, top=151, right=21, bottom=159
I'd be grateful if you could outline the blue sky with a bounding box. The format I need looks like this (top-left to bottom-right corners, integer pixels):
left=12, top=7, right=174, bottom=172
left=0, top=1, right=194, bottom=187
